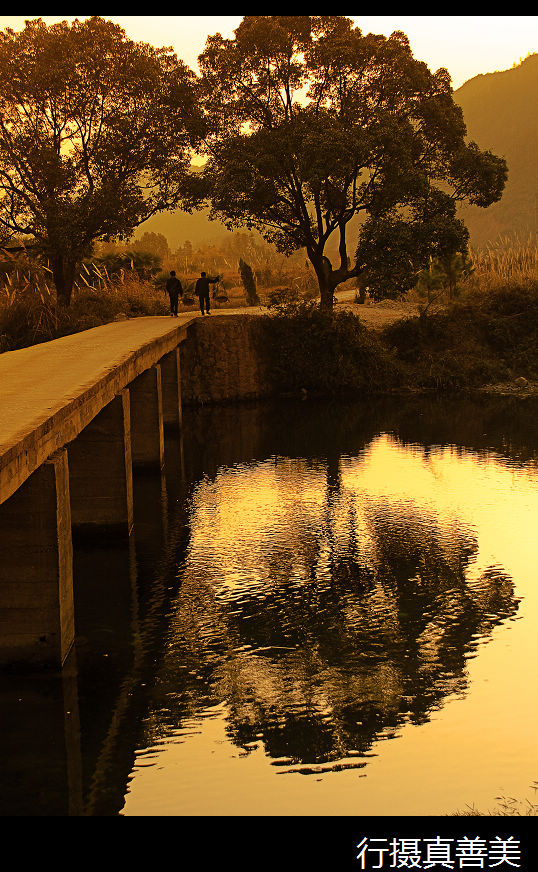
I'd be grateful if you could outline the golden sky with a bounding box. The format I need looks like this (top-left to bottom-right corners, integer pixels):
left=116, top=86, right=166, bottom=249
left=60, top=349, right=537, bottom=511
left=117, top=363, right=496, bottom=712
left=0, top=15, right=536, bottom=90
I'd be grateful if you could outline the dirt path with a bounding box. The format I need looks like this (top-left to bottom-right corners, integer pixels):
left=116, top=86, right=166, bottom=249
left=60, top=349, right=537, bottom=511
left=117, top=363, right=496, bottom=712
left=183, top=296, right=423, bottom=330
left=334, top=295, right=422, bottom=330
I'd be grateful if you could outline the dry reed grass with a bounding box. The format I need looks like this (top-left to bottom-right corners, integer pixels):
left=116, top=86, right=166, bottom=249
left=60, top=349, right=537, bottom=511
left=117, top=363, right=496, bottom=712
left=0, top=252, right=169, bottom=351
left=467, top=233, right=538, bottom=291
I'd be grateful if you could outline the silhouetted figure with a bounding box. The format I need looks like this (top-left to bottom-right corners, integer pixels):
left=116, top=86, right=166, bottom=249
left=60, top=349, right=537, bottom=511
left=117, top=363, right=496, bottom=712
left=165, top=270, right=183, bottom=317
left=195, top=271, right=220, bottom=315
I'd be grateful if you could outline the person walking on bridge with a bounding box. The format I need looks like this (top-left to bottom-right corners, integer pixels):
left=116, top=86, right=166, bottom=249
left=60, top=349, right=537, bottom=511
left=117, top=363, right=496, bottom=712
left=165, top=270, right=183, bottom=317
left=195, top=271, right=220, bottom=315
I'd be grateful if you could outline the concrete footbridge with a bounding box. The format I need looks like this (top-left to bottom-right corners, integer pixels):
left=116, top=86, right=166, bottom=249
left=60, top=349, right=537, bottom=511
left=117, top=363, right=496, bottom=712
left=0, top=311, right=257, bottom=667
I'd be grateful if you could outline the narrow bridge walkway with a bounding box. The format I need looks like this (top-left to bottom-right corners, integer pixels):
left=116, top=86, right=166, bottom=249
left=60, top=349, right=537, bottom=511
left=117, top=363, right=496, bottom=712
left=1, top=317, right=183, bottom=450
left=0, top=308, right=265, bottom=503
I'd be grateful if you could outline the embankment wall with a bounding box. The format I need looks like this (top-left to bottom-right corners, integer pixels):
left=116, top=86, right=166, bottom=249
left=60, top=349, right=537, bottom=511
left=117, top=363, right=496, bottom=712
left=179, top=314, right=272, bottom=405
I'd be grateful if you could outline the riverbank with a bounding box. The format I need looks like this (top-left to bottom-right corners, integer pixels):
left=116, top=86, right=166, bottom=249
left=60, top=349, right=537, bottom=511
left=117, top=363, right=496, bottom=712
left=476, top=378, right=538, bottom=396
left=178, top=277, right=538, bottom=405
left=378, top=278, right=538, bottom=393
left=2, top=275, right=537, bottom=403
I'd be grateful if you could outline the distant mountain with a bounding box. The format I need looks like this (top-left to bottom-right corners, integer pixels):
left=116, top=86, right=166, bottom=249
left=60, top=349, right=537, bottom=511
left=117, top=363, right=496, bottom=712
left=454, top=53, right=538, bottom=249
left=135, top=54, right=538, bottom=254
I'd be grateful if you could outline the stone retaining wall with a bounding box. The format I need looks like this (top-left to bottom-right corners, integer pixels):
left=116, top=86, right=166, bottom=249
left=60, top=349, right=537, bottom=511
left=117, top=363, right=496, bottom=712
left=179, top=314, right=273, bottom=405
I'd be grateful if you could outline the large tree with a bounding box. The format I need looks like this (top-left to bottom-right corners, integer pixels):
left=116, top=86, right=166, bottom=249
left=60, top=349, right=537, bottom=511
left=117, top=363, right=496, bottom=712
left=198, top=16, right=507, bottom=310
left=0, top=16, right=203, bottom=305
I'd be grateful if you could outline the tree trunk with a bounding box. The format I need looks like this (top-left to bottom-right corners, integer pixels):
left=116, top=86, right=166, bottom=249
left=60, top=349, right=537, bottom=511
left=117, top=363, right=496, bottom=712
left=309, top=250, right=361, bottom=313
left=355, top=274, right=368, bottom=304
left=311, top=254, right=335, bottom=312
left=319, top=284, right=334, bottom=311
left=51, top=253, right=77, bottom=307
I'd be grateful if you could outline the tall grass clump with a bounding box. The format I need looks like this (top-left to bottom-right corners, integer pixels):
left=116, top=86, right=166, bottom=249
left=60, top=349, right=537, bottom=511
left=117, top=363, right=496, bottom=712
left=0, top=253, right=59, bottom=351
left=408, top=233, right=537, bottom=310
left=382, top=273, right=538, bottom=390
left=470, top=232, right=538, bottom=286
left=451, top=781, right=538, bottom=816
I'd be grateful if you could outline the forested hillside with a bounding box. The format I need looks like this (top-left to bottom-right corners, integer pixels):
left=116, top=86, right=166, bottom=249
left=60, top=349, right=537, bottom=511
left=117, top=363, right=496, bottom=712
left=454, top=53, right=537, bottom=248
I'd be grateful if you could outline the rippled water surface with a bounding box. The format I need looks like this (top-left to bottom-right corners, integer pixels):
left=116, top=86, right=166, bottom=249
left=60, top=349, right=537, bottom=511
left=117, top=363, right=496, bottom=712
left=1, top=395, right=537, bottom=816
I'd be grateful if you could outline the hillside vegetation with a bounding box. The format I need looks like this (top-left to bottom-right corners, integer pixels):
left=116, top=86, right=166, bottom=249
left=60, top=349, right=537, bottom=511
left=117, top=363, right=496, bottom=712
left=455, top=53, right=538, bottom=248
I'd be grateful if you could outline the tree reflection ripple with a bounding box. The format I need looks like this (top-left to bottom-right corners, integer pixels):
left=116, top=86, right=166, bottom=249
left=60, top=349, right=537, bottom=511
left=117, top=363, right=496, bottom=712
left=150, top=446, right=520, bottom=776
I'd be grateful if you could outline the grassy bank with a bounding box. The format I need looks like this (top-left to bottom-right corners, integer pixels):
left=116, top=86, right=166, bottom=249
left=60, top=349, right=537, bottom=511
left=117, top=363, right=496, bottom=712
left=257, top=275, right=538, bottom=397
left=381, top=276, right=538, bottom=391
left=259, top=305, right=400, bottom=395
left=0, top=277, right=168, bottom=352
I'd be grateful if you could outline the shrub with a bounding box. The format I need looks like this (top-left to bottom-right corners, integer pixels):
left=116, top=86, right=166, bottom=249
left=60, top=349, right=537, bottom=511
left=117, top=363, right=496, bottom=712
left=261, top=307, right=400, bottom=395
left=266, top=286, right=308, bottom=315
left=381, top=276, right=538, bottom=388
left=238, top=258, right=260, bottom=305
left=153, top=269, right=171, bottom=290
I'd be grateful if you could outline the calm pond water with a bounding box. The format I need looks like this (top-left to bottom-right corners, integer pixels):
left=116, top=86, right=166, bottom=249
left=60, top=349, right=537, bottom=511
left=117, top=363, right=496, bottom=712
left=1, top=394, right=537, bottom=816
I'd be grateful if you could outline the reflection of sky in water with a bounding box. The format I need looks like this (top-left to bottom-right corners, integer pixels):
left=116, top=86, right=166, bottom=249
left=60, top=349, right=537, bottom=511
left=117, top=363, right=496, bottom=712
left=123, top=434, right=537, bottom=816
left=190, top=436, right=536, bottom=596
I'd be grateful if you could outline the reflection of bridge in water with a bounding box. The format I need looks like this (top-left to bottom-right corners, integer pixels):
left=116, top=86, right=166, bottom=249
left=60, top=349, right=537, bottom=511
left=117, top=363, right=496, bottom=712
left=0, top=440, right=192, bottom=815
left=0, top=309, right=268, bottom=814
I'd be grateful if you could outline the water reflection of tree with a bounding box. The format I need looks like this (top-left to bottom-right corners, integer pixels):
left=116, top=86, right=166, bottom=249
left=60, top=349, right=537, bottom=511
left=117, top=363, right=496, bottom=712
left=146, top=458, right=520, bottom=774
left=390, top=395, right=538, bottom=468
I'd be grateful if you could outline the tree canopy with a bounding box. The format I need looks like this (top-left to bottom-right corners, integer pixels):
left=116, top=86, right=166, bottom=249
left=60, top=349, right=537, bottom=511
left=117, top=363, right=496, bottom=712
left=0, top=16, right=204, bottom=304
left=131, top=231, right=171, bottom=261
left=197, top=15, right=508, bottom=309
left=0, top=15, right=508, bottom=310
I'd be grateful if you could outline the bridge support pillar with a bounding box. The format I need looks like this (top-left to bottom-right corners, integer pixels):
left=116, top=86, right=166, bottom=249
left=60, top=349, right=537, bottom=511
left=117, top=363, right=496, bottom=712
left=0, top=448, right=74, bottom=667
left=160, top=347, right=183, bottom=433
left=68, top=390, right=134, bottom=540
left=130, top=364, right=165, bottom=471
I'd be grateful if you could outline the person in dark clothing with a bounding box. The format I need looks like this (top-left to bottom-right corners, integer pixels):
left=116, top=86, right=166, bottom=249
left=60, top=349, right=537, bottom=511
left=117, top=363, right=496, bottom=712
left=165, top=270, right=183, bottom=317
left=195, top=271, right=220, bottom=315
